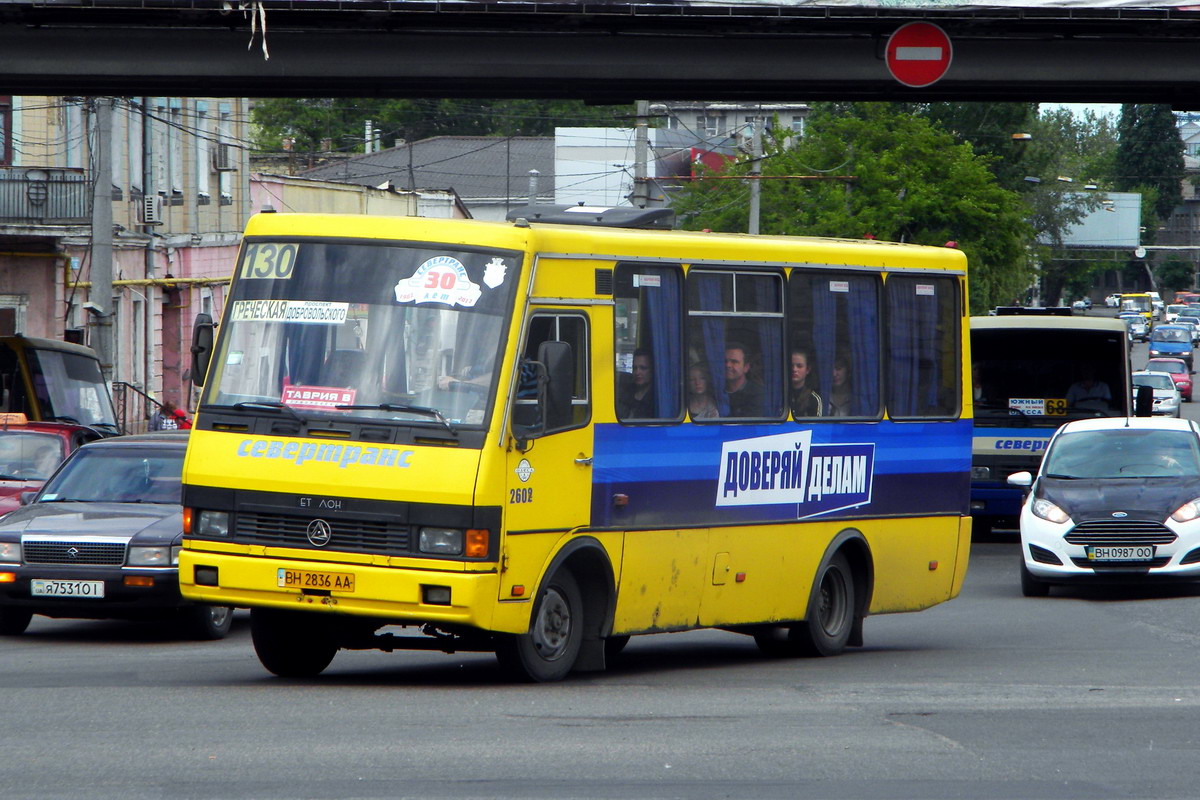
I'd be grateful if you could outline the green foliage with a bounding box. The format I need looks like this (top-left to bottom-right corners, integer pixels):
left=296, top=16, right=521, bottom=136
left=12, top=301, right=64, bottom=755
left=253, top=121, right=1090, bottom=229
left=1157, top=258, right=1195, bottom=291
left=671, top=104, right=1033, bottom=313
left=1115, top=104, right=1185, bottom=222
left=250, top=98, right=632, bottom=152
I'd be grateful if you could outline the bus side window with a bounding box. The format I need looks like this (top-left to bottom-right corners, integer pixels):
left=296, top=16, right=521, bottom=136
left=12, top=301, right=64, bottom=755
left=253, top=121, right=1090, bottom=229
left=886, top=275, right=960, bottom=419
left=787, top=270, right=882, bottom=419
left=515, top=313, right=590, bottom=437
left=613, top=264, right=683, bottom=423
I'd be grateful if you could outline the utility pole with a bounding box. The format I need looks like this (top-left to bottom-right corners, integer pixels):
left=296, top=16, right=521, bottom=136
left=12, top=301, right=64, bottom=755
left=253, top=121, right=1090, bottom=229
left=748, top=123, right=763, bottom=235
left=632, top=100, right=650, bottom=209
left=89, top=98, right=114, bottom=383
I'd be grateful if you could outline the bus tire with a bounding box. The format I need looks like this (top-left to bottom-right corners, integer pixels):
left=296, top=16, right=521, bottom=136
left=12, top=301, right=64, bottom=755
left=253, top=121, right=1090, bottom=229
left=0, top=608, right=32, bottom=636
left=793, top=551, right=855, bottom=657
left=182, top=604, right=234, bottom=641
left=250, top=608, right=337, bottom=678
left=496, top=569, right=583, bottom=682
left=1020, top=560, right=1050, bottom=598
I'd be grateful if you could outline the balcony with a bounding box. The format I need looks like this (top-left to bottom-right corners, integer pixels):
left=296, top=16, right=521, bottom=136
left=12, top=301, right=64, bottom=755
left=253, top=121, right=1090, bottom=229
left=0, top=167, right=89, bottom=224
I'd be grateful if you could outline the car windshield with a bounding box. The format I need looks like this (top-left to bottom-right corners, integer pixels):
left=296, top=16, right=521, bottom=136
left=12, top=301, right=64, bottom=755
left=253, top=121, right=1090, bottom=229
left=1150, top=327, right=1190, bottom=343
left=203, top=240, right=522, bottom=429
left=38, top=447, right=183, bottom=503
left=1134, top=374, right=1175, bottom=390
left=1179, top=317, right=1200, bottom=326
left=1168, top=305, right=1188, bottom=314
left=1148, top=360, right=1187, bottom=374
left=1043, top=428, right=1200, bottom=479
left=0, top=431, right=64, bottom=480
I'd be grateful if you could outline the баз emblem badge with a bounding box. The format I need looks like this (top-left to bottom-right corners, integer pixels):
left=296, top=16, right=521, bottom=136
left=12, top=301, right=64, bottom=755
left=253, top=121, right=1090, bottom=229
left=515, top=459, right=534, bottom=482
left=1112, top=512, right=1128, bottom=518
left=306, top=519, right=333, bottom=547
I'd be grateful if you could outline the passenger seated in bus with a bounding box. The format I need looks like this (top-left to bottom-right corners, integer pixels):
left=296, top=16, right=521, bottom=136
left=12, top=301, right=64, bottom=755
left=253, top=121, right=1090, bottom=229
left=724, top=342, right=764, bottom=417
left=1065, top=366, right=1112, bottom=410
left=789, top=348, right=823, bottom=418
left=827, top=355, right=852, bottom=417
left=616, top=349, right=655, bottom=419
left=686, top=363, right=718, bottom=419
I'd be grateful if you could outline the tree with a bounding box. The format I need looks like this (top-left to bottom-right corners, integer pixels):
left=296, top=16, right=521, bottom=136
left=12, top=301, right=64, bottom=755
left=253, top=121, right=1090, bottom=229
left=1114, top=104, right=1185, bottom=227
left=671, top=103, right=1033, bottom=312
left=251, top=98, right=632, bottom=153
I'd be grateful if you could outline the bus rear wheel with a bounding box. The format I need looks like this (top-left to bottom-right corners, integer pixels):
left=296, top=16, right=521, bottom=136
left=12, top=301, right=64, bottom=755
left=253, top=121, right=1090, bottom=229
left=496, top=569, right=583, bottom=682
left=755, top=552, right=855, bottom=658
left=251, top=608, right=338, bottom=678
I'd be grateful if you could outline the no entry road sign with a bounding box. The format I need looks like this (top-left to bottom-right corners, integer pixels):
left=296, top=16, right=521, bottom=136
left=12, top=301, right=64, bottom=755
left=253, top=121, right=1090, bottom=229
left=886, top=22, right=953, bottom=88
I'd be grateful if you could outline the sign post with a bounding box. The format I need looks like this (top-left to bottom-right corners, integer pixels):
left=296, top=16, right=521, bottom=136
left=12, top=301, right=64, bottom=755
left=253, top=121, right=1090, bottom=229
left=885, top=22, right=953, bottom=88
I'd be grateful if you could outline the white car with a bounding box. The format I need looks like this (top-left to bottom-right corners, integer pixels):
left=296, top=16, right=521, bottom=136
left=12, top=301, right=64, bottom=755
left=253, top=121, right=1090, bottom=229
left=1166, top=304, right=1188, bottom=323
left=1008, top=416, right=1200, bottom=596
left=1132, top=370, right=1182, bottom=417
left=1105, top=293, right=1121, bottom=308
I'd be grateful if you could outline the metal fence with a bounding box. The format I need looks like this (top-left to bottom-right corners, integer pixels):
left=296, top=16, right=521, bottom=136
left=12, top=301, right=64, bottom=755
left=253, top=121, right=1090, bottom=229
left=0, top=167, right=89, bottom=224
left=111, top=381, right=155, bottom=435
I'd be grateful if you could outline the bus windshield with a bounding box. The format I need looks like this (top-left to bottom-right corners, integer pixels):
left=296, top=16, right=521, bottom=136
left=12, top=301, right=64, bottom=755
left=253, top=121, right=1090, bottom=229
left=1121, top=295, right=1151, bottom=314
left=203, top=240, right=523, bottom=428
left=26, top=347, right=118, bottom=429
left=972, top=325, right=1130, bottom=424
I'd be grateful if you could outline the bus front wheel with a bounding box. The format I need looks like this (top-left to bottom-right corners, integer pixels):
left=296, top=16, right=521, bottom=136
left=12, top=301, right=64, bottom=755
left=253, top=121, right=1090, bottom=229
left=250, top=608, right=338, bottom=678
left=496, top=569, right=583, bottom=682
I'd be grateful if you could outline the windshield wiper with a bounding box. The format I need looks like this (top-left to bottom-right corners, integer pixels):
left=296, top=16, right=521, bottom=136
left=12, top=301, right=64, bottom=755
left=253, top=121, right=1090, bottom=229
left=335, top=403, right=457, bottom=435
left=1042, top=473, right=1079, bottom=480
left=233, top=401, right=306, bottom=423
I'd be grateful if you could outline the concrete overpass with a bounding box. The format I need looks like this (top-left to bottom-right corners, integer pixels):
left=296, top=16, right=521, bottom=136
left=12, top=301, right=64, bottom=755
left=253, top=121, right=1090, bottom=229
left=2, top=1, right=1200, bottom=103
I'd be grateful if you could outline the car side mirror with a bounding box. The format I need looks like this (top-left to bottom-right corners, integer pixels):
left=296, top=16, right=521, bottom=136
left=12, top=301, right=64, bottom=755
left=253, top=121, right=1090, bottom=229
left=1007, top=471, right=1033, bottom=489
left=19, top=491, right=37, bottom=506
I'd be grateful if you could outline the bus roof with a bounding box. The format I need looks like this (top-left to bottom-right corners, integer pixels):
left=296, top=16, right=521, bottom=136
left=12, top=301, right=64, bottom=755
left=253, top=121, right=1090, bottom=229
left=0, top=335, right=102, bottom=360
left=241, top=212, right=969, bottom=273
left=970, top=315, right=1128, bottom=333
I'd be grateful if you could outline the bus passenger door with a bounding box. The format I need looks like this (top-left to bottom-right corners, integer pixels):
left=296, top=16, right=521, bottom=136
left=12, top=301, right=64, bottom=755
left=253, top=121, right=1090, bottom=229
left=504, top=312, right=593, bottom=537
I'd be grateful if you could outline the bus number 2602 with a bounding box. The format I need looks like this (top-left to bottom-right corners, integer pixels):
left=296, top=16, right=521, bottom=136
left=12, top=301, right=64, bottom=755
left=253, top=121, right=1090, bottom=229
left=509, top=488, right=533, bottom=504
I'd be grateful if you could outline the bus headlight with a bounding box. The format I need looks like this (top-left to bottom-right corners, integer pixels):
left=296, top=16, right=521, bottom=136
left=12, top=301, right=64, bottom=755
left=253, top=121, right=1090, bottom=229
left=0, top=542, right=20, bottom=562
left=419, top=527, right=463, bottom=555
left=196, top=511, right=230, bottom=538
left=128, top=546, right=172, bottom=566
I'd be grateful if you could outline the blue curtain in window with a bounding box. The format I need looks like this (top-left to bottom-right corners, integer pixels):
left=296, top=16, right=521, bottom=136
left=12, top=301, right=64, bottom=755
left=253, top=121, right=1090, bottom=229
left=699, top=276, right=730, bottom=416
left=645, top=269, right=682, bottom=417
left=751, top=281, right=782, bottom=416
left=847, top=279, right=880, bottom=416
left=887, top=279, right=940, bottom=416
left=811, top=282, right=837, bottom=403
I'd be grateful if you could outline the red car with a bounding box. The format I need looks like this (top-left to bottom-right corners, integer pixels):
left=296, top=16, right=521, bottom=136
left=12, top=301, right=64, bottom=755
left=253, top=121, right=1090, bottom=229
left=0, top=415, right=103, bottom=516
left=1146, top=357, right=1193, bottom=401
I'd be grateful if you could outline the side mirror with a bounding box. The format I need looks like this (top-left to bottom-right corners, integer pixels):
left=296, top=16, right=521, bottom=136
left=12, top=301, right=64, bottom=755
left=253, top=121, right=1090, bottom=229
left=1135, top=384, right=1154, bottom=417
left=190, top=313, right=215, bottom=387
left=1007, top=471, right=1033, bottom=489
left=537, top=340, right=574, bottom=432
left=19, top=491, right=36, bottom=506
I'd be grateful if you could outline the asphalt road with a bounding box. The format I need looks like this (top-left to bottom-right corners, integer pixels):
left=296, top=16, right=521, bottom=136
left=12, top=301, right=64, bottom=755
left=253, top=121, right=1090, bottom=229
left=2, top=539, right=1199, bottom=800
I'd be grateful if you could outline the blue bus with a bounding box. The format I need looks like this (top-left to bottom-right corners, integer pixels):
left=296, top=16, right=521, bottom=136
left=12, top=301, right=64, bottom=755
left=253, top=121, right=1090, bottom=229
left=969, top=315, right=1132, bottom=534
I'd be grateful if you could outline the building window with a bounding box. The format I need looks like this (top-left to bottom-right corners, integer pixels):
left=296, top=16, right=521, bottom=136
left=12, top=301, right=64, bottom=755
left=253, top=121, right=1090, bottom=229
left=0, top=96, right=11, bottom=166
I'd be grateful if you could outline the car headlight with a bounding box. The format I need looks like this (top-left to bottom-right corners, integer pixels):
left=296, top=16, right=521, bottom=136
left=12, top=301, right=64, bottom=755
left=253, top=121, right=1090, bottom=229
left=195, top=510, right=230, bottom=538
left=1032, top=497, right=1070, bottom=524
left=0, top=541, right=20, bottom=562
left=128, top=545, right=173, bottom=566
left=1171, top=497, right=1200, bottom=522
left=419, top=527, right=463, bottom=555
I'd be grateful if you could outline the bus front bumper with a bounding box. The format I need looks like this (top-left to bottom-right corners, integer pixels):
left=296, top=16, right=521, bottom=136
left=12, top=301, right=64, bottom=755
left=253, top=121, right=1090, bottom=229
left=178, top=547, right=519, bottom=631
